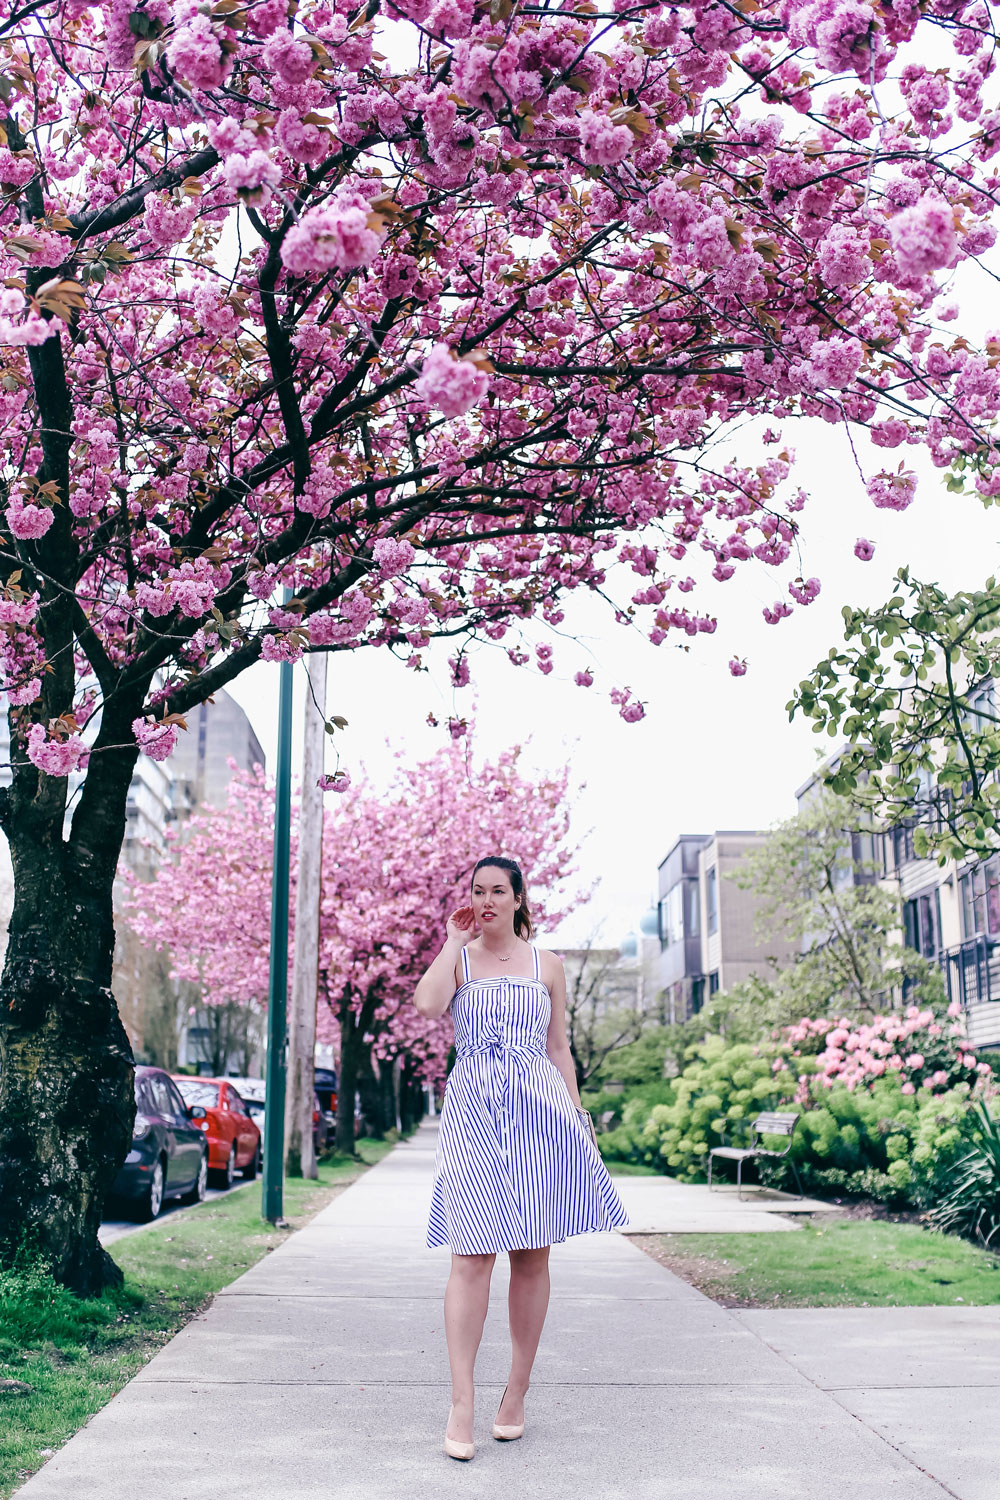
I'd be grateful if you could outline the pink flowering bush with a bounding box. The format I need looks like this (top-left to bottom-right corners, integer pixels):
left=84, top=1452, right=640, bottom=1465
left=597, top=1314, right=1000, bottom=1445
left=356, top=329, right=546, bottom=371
left=597, top=1013, right=996, bottom=1213
left=782, top=1001, right=988, bottom=1100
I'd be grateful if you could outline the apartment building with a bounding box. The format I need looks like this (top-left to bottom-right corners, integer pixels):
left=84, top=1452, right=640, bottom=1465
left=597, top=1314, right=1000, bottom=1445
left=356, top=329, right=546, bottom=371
left=798, top=749, right=1000, bottom=1050
left=656, top=831, right=798, bottom=1022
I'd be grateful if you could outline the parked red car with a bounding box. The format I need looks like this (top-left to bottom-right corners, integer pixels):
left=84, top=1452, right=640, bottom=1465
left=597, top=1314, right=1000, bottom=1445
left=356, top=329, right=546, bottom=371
left=172, top=1076, right=261, bottom=1188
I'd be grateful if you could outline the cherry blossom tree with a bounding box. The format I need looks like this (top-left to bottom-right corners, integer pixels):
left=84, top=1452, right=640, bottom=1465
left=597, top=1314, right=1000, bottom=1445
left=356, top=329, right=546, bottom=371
left=127, top=737, right=579, bottom=1151
left=1, top=0, right=999, bottom=1290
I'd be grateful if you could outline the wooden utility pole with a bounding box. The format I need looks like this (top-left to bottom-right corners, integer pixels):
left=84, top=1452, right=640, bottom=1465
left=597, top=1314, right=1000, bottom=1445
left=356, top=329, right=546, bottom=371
left=285, top=651, right=327, bottom=1178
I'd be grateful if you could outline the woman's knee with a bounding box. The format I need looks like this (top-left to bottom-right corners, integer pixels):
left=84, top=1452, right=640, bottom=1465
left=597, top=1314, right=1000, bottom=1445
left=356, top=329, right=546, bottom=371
left=450, top=1251, right=496, bottom=1279
left=508, top=1246, right=550, bottom=1275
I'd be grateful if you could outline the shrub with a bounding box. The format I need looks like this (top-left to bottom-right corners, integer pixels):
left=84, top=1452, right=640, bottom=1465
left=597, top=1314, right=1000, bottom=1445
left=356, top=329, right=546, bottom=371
left=595, top=1023, right=995, bottom=1217
left=927, top=1100, right=1000, bottom=1248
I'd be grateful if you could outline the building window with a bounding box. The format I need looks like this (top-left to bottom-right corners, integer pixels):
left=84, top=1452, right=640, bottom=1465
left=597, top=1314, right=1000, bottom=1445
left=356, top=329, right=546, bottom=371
left=660, top=884, right=685, bottom=947
left=892, top=821, right=916, bottom=868
left=965, top=682, right=996, bottom=735
left=960, top=856, right=1000, bottom=940
left=708, top=970, right=720, bottom=995
left=690, top=977, right=705, bottom=1015
left=903, top=889, right=941, bottom=960
left=706, top=866, right=718, bottom=936
left=684, top=879, right=700, bottom=939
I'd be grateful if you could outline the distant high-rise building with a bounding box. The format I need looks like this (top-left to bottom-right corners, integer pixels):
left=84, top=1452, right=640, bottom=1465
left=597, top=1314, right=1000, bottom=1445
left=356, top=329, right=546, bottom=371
left=169, top=691, right=265, bottom=819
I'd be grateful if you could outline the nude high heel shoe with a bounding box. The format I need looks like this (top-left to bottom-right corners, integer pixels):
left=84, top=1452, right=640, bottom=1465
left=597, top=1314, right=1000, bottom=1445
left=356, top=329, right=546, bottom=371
left=492, top=1385, right=525, bottom=1441
left=444, top=1407, right=475, bottom=1461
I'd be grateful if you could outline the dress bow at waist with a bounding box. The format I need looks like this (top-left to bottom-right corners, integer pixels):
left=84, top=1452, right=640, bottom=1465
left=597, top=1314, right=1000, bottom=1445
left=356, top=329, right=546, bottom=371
left=455, top=1038, right=547, bottom=1127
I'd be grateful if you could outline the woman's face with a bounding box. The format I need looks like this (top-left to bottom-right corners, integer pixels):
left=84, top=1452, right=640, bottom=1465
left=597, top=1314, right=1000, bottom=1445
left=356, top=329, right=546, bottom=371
left=470, top=866, right=518, bottom=933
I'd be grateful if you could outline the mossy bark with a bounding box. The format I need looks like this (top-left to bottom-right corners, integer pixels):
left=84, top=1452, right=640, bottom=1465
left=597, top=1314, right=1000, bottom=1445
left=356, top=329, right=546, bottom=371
left=0, top=706, right=141, bottom=1295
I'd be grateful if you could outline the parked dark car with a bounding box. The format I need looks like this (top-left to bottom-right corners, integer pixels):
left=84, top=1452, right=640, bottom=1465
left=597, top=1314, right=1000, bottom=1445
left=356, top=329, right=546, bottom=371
left=109, top=1066, right=209, bottom=1221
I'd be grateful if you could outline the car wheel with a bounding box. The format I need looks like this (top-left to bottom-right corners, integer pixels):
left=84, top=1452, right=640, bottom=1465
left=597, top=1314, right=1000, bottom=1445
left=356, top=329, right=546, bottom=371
left=212, top=1144, right=236, bottom=1190
left=242, top=1143, right=260, bottom=1180
left=135, top=1158, right=165, bottom=1222
left=181, top=1150, right=208, bottom=1206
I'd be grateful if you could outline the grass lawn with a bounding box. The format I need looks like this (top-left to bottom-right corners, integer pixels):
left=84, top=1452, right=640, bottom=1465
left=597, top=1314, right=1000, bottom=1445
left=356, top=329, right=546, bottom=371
left=0, top=1140, right=394, bottom=1499
left=631, top=1216, right=1000, bottom=1308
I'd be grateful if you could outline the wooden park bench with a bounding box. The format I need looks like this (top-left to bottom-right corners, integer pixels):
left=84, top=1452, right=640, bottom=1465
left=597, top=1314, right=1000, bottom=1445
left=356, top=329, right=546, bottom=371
left=707, top=1111, right=805, bottom=1202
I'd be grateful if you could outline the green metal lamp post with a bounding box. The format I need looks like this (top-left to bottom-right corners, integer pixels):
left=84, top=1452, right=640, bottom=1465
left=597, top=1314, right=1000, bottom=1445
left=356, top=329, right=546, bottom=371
left=262, top=635, right=293, bottom=1224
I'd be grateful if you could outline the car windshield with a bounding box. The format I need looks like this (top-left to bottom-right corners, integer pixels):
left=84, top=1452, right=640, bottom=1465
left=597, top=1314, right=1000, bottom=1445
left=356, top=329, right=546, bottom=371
left=245, top=1098, right=265, bottom=1118
left=174, top=1080, right=219, bottom=1108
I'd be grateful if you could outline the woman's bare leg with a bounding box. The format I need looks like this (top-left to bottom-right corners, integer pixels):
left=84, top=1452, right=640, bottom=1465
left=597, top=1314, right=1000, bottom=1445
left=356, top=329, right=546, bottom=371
left=444, top=1251, right=496, bottom=1442
left=497, top=1245, right=551, bottom=1426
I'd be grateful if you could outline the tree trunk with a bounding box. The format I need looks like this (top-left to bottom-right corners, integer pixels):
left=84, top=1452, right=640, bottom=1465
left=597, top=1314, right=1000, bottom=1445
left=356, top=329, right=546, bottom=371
left=333, top=984, right=381, bottom=1153
left=334, top=1007, right=361, bottom=1155
left=0, top=837, right=133, bottom=1295
left=356, top=1050, right=386, bottom=1138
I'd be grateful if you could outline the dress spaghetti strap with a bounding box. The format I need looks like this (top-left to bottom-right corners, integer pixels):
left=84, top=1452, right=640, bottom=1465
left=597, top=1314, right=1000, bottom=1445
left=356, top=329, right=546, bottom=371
left=460, top=946, right=471, bottom=984
left=532, top=944, right=540, bottom=982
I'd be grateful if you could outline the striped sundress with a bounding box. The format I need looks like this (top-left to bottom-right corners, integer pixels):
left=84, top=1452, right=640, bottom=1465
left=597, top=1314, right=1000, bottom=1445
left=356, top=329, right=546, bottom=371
left=426, top=945, right=630, bottom=1254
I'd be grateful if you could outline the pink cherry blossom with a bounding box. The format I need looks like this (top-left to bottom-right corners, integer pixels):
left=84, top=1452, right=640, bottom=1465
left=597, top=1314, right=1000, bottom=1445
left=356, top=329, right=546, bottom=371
left=280, top=193, right=384, bottom=276
left=6, top=497, right=54, bottom=539
left=165, top=13, right=234, bottom=89
left=26, top=722, right=88, bottom=776
left=867, top=469, right=917, bottom=511
left=890, top=194, right=960, bottom=281
left=372, top=537, right=416, bottom=577
left=578, top=110, right=633, bottom=167
left=223, top=151, right=282, bottom=205
left=318, top=771, right=351, bottom=792
left=132, top=716, right=180, bottom=762
left=788, top=576, right=821, bottom=606
left=414, top=344, right=489, bottom=418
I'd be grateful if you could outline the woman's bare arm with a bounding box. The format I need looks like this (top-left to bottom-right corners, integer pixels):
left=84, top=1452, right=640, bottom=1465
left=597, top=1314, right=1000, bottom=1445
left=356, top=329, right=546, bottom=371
left=413, top=906, right=476, bottom=1019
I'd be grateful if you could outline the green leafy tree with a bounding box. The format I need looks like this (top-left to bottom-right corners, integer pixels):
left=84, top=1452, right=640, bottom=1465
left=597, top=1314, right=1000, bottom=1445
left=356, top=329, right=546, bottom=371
left=789, top=568, right=1000, bottom=862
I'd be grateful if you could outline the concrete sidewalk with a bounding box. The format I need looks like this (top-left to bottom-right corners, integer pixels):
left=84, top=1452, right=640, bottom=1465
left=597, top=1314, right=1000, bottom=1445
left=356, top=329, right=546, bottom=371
left=610, top=1173, right=841, bottom=1233
left=14, top=1122, right=998, bottom=1500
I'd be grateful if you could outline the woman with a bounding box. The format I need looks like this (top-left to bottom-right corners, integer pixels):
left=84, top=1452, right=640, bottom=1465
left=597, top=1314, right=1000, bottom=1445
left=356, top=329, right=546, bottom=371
left=414, top=855, right=629, bottom=1461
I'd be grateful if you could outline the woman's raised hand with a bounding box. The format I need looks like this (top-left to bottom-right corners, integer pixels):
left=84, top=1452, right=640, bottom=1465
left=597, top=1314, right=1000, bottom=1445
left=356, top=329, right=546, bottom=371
left=446, top=905, right=479, bottom=946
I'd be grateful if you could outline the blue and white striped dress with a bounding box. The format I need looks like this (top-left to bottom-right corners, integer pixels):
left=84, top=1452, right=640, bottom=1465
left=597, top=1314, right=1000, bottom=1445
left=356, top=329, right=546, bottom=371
left=427, top=945, right=629, bottom=1254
